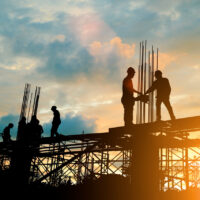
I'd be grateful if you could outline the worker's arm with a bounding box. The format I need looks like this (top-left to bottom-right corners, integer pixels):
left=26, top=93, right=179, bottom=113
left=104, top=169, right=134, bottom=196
left=133, top=88, right=142, bottom=95
left=123, top=79, right=142, bottom=95
left=145, top=81, right=157, bottom=94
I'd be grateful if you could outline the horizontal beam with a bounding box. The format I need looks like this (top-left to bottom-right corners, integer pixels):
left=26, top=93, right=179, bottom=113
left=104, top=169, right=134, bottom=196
left=109, top=116, right=200, bottom=135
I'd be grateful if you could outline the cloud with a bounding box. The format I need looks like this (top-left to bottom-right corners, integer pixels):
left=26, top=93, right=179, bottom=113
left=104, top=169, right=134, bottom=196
left=0, top=56, right=41, bottom=71
left=67, top=14, right=115, bottom=46
left=0, top=0, right=200, bottom=134
left=171, top=94, right=200, bottom=119
left=89, top=37, right=135, bottom=59
left=51, top=34, right=66, bottom=43
left=158, top=52, right=177, bottom=70
left=0, top=114, right=19, bottom=141
left=42, top=113, right=97, bottom=136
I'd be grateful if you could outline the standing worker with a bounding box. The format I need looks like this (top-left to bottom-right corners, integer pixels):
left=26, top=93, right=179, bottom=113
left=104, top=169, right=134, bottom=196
left=121, top=67, right=141, bottom=126
left=51, top=106, right=61, bottom=137
left=17, top=116, right=26, bottom=141
left=145, top=70, right=175, bottom=121
left=2, top=123, right=14, bottom=142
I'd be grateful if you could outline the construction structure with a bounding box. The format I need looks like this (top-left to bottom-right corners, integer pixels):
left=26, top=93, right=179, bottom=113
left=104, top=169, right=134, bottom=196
left=0, top=42, right=200, bottom=199
left=17, top=83, right=41, bottom=141
left=1, top=117, right=200, bottom=197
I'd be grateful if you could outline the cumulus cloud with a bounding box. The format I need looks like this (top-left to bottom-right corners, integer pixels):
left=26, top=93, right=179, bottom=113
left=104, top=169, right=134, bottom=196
left=158, top=52, right=177, bottom=69
left=0, top=0, right=199, bottom=134
left=0, top=56, right=41, bottom=71
left=89, top=37, right=135, bottom=59
left=42, top=113, right=97, bottom=136
left=67, top=14, right=115, bottom=46
left=0, top=114, right=19, bottom=141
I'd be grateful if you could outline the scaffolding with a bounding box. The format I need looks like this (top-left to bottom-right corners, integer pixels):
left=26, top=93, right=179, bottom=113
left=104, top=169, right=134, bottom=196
left=1, top=116, right=200, bottom=193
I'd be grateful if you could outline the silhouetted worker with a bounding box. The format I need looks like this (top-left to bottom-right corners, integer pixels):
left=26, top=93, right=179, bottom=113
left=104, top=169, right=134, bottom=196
left=35, top=119, right=43, bottom=139
left=2, top=123, right=14, bottom=142
left=25, top=115, right=38, bottom=141
left=51, top=106, right=61, bottom=137
left=17, top=116, right=26, bottom=141
left=121, top=67, right=141, bottom=126
left=145, top=70, right=175, bottom=121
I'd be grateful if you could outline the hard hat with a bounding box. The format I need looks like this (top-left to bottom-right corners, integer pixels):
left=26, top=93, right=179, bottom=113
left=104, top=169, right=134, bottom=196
left=155, top=70, right=162, bottom=76
left=51, top=106, right=57, bottom=110
left=127, top=67, right=135, bottom=74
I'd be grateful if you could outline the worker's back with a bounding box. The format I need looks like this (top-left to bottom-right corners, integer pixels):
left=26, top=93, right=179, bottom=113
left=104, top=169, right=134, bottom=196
left=53, top=110, right=61, bottom=124
left=122, top=76, right=134, bottom=101
left=154, top=77, right=171, bottom=99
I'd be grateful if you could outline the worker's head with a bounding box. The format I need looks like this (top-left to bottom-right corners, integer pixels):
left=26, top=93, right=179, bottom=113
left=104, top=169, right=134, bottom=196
left=127, top=67, right=136, bottom=78
left=8, top=123, right=14, bottom=128
left=155, top=70, right=162, bottom=79
left=51, top=106, right=57, bottom=111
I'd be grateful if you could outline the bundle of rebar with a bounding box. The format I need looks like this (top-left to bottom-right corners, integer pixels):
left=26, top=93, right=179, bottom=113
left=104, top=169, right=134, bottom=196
left=17, top=84, right=41, bottom=140
left=136, top=41, right=159, bottom=124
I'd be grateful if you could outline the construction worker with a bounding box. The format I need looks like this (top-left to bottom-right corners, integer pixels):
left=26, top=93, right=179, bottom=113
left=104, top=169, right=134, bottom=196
left=121, top=67, right=141, bottom=126
left=2, top=123, right=14, bottom=142
left=17, top=116, right=26, bottom=141
left=35, top=119, right=43, bottom=139
left=145, top=70, right=175, bottom=121
left=51, top=106, right=61, bottom=137
left=26, top=115, right=38, bottom=141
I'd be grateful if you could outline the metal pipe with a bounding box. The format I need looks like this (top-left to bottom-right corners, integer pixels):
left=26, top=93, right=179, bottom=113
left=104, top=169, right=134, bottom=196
left=157, top=48, right=159, bottom=70
left=27, top=93, right=33, bottom=123
left=136, top=42, right=141, bottom=124
left=143, top=40, right=147, bottom=123
left=151, top=46, right=154, bottom=122
left=140, top=42, right=144, bottom=123
left=148, top=51, right=151, bottom=123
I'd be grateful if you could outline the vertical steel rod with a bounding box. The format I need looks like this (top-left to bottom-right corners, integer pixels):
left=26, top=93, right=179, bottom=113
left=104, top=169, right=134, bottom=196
left=143, top=40, right=147, bottom=123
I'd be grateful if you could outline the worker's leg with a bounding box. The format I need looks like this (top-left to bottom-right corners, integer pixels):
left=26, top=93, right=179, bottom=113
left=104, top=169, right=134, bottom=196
left=55, top=124, right=60, bottom=136
left=51, top=125, right=56, bottom=137
left=163, top=98, right=176, bottom=120
left=123, top=103, right=134, bottom=126
left=156, top=99, right=162, bottom=121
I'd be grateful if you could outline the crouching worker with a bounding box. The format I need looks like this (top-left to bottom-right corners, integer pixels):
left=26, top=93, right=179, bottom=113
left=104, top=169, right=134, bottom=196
left=2, top=123, right=14, bottom=142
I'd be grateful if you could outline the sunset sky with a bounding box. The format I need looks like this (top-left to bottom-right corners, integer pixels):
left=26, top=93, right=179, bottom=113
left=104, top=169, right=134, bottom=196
left=0, top=0, right=200, bottom=138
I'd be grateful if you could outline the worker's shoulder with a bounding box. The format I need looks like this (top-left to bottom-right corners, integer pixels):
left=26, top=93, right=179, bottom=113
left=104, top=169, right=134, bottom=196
left=162, top=77, right=170, bottom=83
left=123, top=77, right=131, bottom=83
left=3, top=126, right=8, bottom=130
left=55, top=109, right=60, bottom=115
left=162, top=77, right=169, bottom=81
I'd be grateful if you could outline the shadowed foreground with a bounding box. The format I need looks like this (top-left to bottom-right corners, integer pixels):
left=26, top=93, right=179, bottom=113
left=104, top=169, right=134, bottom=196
left=1, top=173, right=200, bottom=200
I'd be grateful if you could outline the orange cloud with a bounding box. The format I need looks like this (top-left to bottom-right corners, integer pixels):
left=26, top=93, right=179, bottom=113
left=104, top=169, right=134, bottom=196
left=158, top=52, right=177, bottom=69
left=110, top=37, right=135, bottom=58
left=89, top=37, right=136, bottom=59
